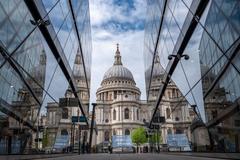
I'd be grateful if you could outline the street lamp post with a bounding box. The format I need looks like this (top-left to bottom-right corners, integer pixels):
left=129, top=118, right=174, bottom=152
left=121, top=93, right=123, bottom=153
left=77, top=110, right=81, bottom=155
left=89, top=103, right=97, bottom=153
left=102, top=96, right=104, bottom=153
left=157, top=127, right=160, bottom=153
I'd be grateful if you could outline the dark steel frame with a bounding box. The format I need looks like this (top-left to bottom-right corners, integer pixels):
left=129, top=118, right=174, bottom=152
left=24, top=0, right=89, bottom=125
left=149, top=0, right=209, bottom=127
left=89, top=103, right=97, bottom=152
left=204, top=39, right=240, bottom=99
left=146, top=0, right=168, bottom=101
left=68, top=0, right=90, bottom=98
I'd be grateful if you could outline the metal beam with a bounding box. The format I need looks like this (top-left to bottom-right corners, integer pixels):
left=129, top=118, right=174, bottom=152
left=0, top=45, right=42, bottom=107
left=206, top=98, right=240, bottom=128
left=204, top=39, right=240, bottom=99
left=24, top=0, right=89, bottom=125
left=147, top=0, right=168, bottom=100
left=149, top=0, right=209, bottom=127
left=0, top=98, right=37, bottom=131
left=89, top=103, right=97, bottom=153
left=68, top=0, right=90, bottom=98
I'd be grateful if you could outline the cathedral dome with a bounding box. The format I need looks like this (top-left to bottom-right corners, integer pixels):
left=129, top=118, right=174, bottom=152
left=145, top=54, right=165, bottom=79
left=73, top=49, right=88, bottom=79
left=103, top=65, right=134, bottom=81
left=102, top=44, right=135, bottom=82
left=152, top=59, right=165, bottom=77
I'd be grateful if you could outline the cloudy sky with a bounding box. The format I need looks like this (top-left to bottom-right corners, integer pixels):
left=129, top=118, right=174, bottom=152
left=89, top=0, right=147, bottom=103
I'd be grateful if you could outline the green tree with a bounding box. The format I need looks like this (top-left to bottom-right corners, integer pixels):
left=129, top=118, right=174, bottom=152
left=131, top=127, right=147, bottom=153
left=149, top=132, right=162, bottom=144
left=42, top=129, right=49, bottom=148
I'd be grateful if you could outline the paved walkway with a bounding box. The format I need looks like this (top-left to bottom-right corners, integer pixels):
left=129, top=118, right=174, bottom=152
left=1, top=153, right=240, bottom=160
left=165, top=152, right=240, bottom=160
left=0, top=153, right=76, bottom=160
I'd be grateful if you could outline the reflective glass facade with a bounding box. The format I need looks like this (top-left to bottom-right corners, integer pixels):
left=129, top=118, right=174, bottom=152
left=145, top=0, right=240, bottom=153
left=0, top=0, right=91, bottom=154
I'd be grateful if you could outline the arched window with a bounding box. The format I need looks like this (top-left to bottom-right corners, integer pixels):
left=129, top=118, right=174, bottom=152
left=105, top=119, right=109, bottom=123
left=212, top=110, right=217, bottom=119
left=113, top=109, right=116, bottom=120
left=175, top=117, right=179, bottom=121
left=137, top=109, right=139, bottom=120
left=61, top=129, right=68, bottom=135
left=62, top=108, right=68, bottom=119
left=104, top=131, right=110, bottom=141
left=113, top=130, right=116, bottom=135
left=166, top=108, right=171, bottom=119
left=124, top=108, right=129, bottom=119
left=125, top=129, right=130, bottom=135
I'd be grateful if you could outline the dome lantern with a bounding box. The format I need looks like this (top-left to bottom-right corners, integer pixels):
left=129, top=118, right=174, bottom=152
left=114, top=43, right=122, bottom=65
left=101, top=44, right=135, bottom=83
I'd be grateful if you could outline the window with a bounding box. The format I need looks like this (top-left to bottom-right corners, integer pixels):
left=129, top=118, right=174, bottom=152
left=114, top=91, right=117, bottom=99
left=125, top=129, right=130, bottom=135
left=166, top=108, right=171, bottom=119
left=61, top=129, right=68, bottom=135
left=83, top=131, right=88, bottom=141
left=175, top=129, right=183, bottom=134
left=62, top=108, right=68, bottom=119
left=124, top=108, right=129, bottom=119
left=168, top=91, right=171, bottom=99
left=235, top=120, right=240, bottom=127
left=175, top=117, right=179, bottom=121
left=212, top=110, right=218, bottom=119
left=113, top=130, right=116, bottom=135
left=137, top=109, right=139, bottom=120
left=104, top=131, right=110, bottom=141
left=113, top=109, right=116, bottom=120
left=105, top=119, right=109, bottom=123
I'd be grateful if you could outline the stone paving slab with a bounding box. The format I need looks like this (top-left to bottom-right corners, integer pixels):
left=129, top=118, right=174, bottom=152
left=0, top=153, right=76, bottom=160
left=35, top=153, right=226, bottom=160
left=1, top=153, right=239, bottom=160
left=165, top=152, right=240, bottom=160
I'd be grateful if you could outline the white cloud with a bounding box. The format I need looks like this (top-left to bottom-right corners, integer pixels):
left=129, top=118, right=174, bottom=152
left=90, top=0, right=146, bottom=26
left=89, top=0, right=147, bottom=105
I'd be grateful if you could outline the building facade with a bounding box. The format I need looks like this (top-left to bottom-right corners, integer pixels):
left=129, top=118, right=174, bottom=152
left=46, top=49, right=91, bottom=151
left=147, top=55, right=193, bottom=143
left=0, top=0, right=92, bottom=154
left=95, top=45, right=151, bottom=150
left=144, top=0, right=240, bottom=152
left=95, top=45, right=193, bottom=151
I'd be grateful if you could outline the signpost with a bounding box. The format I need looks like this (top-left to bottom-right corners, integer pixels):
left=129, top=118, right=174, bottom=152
left=72, top=116, right=87, bottom=123
left=59, top=98, right=78, bottom=107
left=77, top=110, right=80, bottom=155
left=153, top=116, right=165, bottom=123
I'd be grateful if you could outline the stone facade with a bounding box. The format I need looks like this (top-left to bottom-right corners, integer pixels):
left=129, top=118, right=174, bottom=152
left=148, top=55, right=194, bottom=143
left=46, top=48, right=91, bottom=149
left=95, top=45, right=193, bottom=147
left=95, top=45, right=152, bottom=147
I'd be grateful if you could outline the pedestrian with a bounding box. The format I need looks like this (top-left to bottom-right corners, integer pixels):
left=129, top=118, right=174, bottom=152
left=108, top=143, right=112, bottom=154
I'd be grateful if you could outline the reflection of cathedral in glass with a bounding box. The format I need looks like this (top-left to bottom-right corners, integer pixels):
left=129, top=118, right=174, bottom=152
left=46, top=48, right=90, bottom=150
left=148, top=54, right=194, bottom=143
left=144, top=0, right=240, bottom=153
